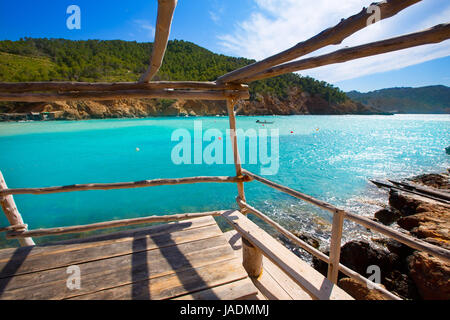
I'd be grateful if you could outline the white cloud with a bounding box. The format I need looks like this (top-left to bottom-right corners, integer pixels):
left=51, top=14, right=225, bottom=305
left=218, top=0, right=450, bottom=83
left=133, top=19, right=155, bottom=40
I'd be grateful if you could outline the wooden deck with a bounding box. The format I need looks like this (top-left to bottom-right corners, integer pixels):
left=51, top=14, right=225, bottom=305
left=0, top=216, right=258, bottom=300
left=222, top=211, right=352, bottom=300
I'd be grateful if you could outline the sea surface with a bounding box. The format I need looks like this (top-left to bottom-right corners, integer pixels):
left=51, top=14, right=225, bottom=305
left=0, top=114, right=448, bottom=248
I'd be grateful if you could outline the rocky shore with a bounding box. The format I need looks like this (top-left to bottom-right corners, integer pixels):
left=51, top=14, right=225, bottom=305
left=0, top=89, right=389, bottom=121
left=287, top=171, right=450, bottom=300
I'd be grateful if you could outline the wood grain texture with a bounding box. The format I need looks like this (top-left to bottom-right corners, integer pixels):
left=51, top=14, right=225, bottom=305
left=222, top=210, right=353, bottom=300
left=172, top=278, right=257, bottom=300
left=0, top=176, right=249, bottom=196
left=327, top=210, right=344, bottom=284
left=236, top=202, right=400, bottom=300
left=0, top=216, right=216, bottom=263
left=216, top=0, right=421, bottom=83
left=140, top=0, right=178, bottom=82
left=6, top=211, right=225, bottom=239
left=0, top=171, right=34, bottom=246
left=0, top=238, right=233, bottom=299
left=69, top=257, right=247, bottom=300
left=240, top=23, right=450, bottom=82
left=0, top=216, right=257, bottom=300
left=0, top=223, right=223, bottom=279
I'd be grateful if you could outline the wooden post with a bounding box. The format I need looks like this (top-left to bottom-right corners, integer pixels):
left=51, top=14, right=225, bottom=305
left=327, top=210, right=344, bottom=283
left=0, top=171, right=34, bottom=246
left=226, top=98, right=263, bottom=278
left=226, top=98, right=247, bottom=205
left=242, top=237, right=263, bottom=278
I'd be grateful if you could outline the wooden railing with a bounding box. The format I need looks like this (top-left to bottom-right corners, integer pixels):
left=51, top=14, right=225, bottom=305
left=238, top=169, right=450, bottom=300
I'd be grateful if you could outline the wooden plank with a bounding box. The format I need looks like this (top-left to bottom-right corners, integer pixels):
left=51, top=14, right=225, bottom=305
left=239, top=24, right=450, bottom=83
left=172, top=278, right=257, bottom=300
left=263, top=258, right=313, bottom=300
left=216, top=0, right=421, bottom=83
left=69, top=257, right=247, bottom=300
left=0, top=223, right=223, bottom=279
left=0, top=237, right=236, bottom=299
left=7, top=210, right=225, bottom=239
left=0, top=216, right=216, bottom=265
left=222, top=210, right=353, bottom=300
left=224, top=230, right=312, bottom=300
left=0, top=171, right=34, bottom=246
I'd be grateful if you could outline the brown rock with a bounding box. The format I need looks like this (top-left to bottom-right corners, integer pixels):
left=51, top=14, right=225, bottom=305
left=407, top=251, right=450, bottom=300
left=338, top=278, right=389, bottom=300
left=410, top=173, right=450, bottom=190
left=374, top=208, right=401, bottom=225
left=388, top=190, right=423, bottom=217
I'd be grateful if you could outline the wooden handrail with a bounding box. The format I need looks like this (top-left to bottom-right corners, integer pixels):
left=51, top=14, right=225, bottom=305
left=0, top=175, right=251, bottom=196
left=6, top=210, right=225, bottom=239
left=242, top=169, right=450, bottom=264
left=237, top=199, right=400, bottom=300
left=239, top=23, right=450, bottom=83
left=216, top=0, right=421, bottom=84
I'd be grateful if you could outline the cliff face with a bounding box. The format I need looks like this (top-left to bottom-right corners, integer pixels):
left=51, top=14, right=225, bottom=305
left=1, top=88, right=387, bottom=120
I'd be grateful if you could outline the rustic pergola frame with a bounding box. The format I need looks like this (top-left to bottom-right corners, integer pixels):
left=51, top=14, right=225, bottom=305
left=1, top=0, right=449, bottom=300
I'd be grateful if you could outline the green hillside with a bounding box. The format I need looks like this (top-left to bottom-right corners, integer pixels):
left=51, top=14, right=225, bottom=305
left=347, top=86, right=450, bottom=114
left=0, top=37, right=347, bottom=104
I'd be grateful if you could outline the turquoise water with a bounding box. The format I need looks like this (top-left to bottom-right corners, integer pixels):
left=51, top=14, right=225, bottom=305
left=0, top=114, right=448, bottom=247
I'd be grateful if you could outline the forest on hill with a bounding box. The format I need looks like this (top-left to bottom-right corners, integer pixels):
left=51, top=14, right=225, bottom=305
left=0, top=38, right=348, bottom=104
left=347, top=85, right=450, bottom=114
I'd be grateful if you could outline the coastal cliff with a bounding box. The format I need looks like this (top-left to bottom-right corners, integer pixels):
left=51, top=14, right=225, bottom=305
left=0, top=88, right=387, bottom=121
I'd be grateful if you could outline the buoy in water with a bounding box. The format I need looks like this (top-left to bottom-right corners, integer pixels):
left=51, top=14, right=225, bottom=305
left=136, top=147, right=140, bottom=152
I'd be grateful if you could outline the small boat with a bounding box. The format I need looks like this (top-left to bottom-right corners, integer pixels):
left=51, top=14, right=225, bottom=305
left=256, top=120, right=274, bottom=124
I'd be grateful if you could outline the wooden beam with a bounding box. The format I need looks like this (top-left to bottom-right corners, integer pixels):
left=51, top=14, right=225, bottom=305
left=140, top=0, right=178, bottom=82
left=7, top=210, right=225, bottom=239
left=242, top=169, right=342, bottom=214
left=226, top=99, right=247, bottom=205
left=0, top=175, right=251, bottom=196
left=0, top=89, right=249, bottom=103
left=216, top=0, right=422, bottom=84
left=0, top=171, right=34, bottom=246
left=240, top=23, right=450, bottom=83
left=327, top=210, right=344, bottom=284
left=0, top=81, right=248, bottom=93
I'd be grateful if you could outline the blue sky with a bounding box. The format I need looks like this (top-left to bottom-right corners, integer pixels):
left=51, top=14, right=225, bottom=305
left=0, top=0, right=449, bottom=92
